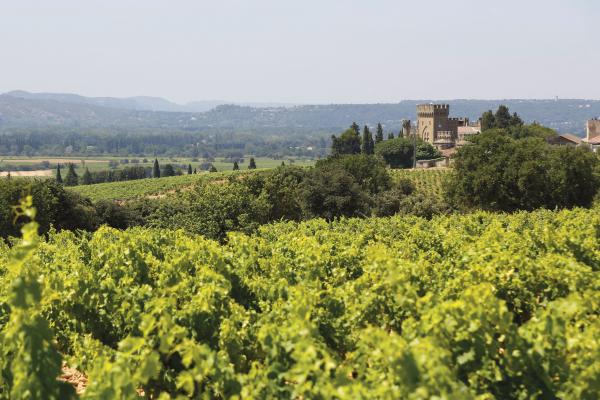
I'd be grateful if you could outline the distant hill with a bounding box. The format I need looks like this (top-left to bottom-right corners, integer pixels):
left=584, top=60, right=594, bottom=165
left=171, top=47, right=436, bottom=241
left=1, top=91, right=599, bottom=135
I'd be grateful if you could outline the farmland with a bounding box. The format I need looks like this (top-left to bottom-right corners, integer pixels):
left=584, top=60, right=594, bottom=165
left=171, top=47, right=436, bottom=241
left=1, top=206, right=598, bottom=398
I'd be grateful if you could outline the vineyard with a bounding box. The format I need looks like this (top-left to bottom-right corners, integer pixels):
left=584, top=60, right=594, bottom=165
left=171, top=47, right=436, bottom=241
left=69, top=172, right=235, bottom=201
left=391, top=168, right=449, bottom=197
left=0, top=203, right=598, bottom=398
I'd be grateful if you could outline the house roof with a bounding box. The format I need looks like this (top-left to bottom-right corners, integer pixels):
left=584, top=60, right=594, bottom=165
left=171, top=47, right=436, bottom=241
left=585, top=136, right=600, bottom=145
left=558, top=133, right=582, bottom=144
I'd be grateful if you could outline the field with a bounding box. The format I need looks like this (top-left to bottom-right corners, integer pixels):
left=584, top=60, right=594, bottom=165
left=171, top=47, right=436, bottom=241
left=69, top=171, right=235, bottom=201
left=0, top=156, right=315, bottom=176
left=391, top=168, right=449, bottom=197
left=1, top=207, right=598, bottom=398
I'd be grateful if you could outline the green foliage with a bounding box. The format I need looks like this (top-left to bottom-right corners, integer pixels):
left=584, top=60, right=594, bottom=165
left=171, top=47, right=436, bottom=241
left=248, top=157, right=257, bottom=170
left=81, top=167, right=92, bottom=185
left=447, top=131, right=600, bottom=211
left=331, top=128, right=361, bottom=156
left=375, top=137, right=441, bottom=169
left=162, top=164, right=176, bottom=177
left=0, top=179, right=98, bottom=238
left=64, top=163, right=79, bottom=186
left=0, top=207, right=598, bottom=397
left=375, top=122, right=384, bottom=143
left=361, top=125, right=374, bottom=155
left=55, top=164, right=63, bottom=184
left=233, top=161, right=240, bottom=170
left=0, top=197, right=75, bottom=398
left=152, top=158, right=160, bottom=178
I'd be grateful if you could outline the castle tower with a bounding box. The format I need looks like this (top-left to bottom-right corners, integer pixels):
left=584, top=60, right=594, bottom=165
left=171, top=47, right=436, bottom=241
left=416, top=104, right=450, bottom=144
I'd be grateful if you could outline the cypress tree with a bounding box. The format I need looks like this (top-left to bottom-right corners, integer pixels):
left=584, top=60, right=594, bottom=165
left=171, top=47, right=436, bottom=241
left=233, top=161, right=240, bottom=170
left=361, top=125, right=374, bottom=155
left=64, top=163, right=79, bottom=186
left=248, top=157, right=257, bottom=169
left=388, top=132, right=395, bottom=140
left=187, top=164, right=193, bottom=174
left=281, top=161, right=285, bottom=167
left=153, top=159, right=160, bottom=178
left=81, top=168, right=92, bottom=185
left=56, top=164, right=63, bottom=184
left=351, top=122, right=360, bottom=136
left=375, top=123, right=384, bottom=143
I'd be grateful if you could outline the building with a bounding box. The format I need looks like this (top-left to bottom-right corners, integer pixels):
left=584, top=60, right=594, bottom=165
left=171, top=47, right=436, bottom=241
left=586, top=118, right=600, bottom=141
left=416, top=104, right=474, bottom=150
left=554, top=133, right=583, bottom=146
left=583, top=118, right=600, bottom=153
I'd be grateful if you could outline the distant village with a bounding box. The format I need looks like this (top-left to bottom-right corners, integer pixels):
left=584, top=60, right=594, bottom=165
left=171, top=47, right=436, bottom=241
left=408, top=103, right=600, bottom=168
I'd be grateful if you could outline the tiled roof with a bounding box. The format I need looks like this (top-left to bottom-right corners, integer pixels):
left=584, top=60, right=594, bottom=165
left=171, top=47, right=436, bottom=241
left=558, top=133, right=582, bottom=144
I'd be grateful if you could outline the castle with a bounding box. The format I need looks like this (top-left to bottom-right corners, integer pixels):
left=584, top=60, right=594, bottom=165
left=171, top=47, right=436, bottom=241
left=408, top=103, right=480, bottom=150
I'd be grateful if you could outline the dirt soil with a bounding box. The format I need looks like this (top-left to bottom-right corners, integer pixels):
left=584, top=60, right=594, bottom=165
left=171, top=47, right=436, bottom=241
left=0, top=170, right=53, bottom=177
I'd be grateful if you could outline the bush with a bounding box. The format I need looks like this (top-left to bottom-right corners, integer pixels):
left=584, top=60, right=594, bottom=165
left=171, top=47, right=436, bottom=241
left=0, top=179, right=98, bottom=238
left=375, top=138, right=441, bottom=168
left=446, top=131, right=599, bottom=211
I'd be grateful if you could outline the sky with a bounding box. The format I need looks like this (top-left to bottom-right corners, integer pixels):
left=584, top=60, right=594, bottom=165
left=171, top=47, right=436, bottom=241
left=0, top=0, right=598, bottom=104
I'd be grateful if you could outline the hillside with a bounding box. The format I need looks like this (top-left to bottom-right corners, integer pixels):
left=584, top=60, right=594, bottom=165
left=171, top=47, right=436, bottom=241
left=1, top=92, right=599, bottom=134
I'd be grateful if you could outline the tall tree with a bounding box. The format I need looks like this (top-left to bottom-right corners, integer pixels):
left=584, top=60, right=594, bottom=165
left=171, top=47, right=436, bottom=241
left=233, top=161, right=240, bottom=170
left=387, top=132, right=395, bottom=140
left=331, top=129, right=362, bottom=156
left=350, top=122, right=360, bottom=136
left=494, top=105, right=512, bottom=129
left=361, top=125, right=374, bottom=155
left=187, top=164, right=193, bottom=174
left=480, top=110, right=495, bottom=131
left=64, top=163, right=79, bottom=186
left=55, top=164, right=63, bottom=184
left=153, top=159, right=161, bottom=178
left=248, top=157, right=257, bottom=169
left=81, top=168, right=92, bottom=185
left=375, top=123, right=384, bottom=143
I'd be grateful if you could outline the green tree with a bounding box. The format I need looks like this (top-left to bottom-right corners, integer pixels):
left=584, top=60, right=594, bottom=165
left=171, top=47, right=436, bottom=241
left=332, top=128, right=362, bottom=156
left=446, top=130, right=599, bottom=211
left=361, top=125, right=374, bottom=155
left=153, top=159, right=161, bottom=178
left=187, top=164, right=193, bottom=174
left=81, top=168, right=92, bottom=185
left=480, top=110, right=495, bottom=131
left=248, top=157, right=257, bottom=169
left=494, top=105, right=512, bottom=129
left=375, top=123, right=384, bottom=143
left=233, top=161, right=240, bottom=170
left=350, top=122, right=360, bottom=135
left=162, top=164, right=176, bottom=177
left=387, top=132, right=395, bottom=140
left=55, top=164, right=63, bottom=184
left=64, top=163, right=79, bottom=186
left=209, top=165, right=218, bottom=172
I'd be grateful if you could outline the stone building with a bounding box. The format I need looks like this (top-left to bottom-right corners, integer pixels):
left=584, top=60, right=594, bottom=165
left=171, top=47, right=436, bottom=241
left=416, top=104, right=473, bottom=149
left=586, top=118, right=600, bottom=141
left=584, top=118, right=600, bottom=152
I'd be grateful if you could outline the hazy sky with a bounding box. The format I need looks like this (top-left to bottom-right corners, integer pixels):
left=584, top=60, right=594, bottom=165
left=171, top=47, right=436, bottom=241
left=1, top=0, right=598, bottom=103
